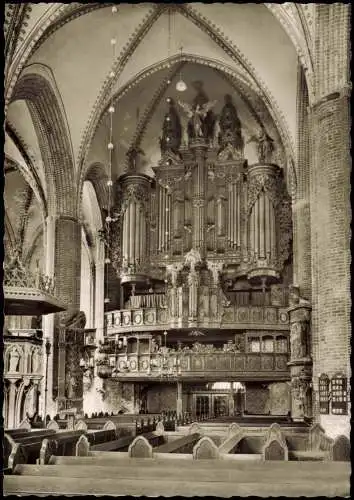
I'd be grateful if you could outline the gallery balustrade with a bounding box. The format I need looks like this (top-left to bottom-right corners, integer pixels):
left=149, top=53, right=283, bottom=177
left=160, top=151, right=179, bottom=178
left=96, top=348, right=289, bottom=381
left=105, top=304, right=289, bottom=332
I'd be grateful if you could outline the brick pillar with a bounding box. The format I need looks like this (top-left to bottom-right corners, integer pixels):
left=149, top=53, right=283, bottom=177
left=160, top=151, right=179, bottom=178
left=293, top=62, right=311, bottom=300
left=310, top=89, right=350, bottom=434
left=310, top=4, right=351, bottom=436
left=95, top=240, right=105, bottom=343
left=42, top=215, right=56, bottom=416
left=52, top=216, right=82, bottom=410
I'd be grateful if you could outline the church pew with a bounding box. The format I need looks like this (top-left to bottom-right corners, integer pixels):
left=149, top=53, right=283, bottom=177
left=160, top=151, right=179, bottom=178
left=13, top=461, right=350, bottom=483
left=86, top=428, right=117, bottom=445
left=5, top=428, right=30, bottom=438
left=39, top=431, right=86, bottom=464
left=6, top=430, right=59, bottom=470
left=232, top=436, right=265, bottom=454
left=6, top=462, right=350, bottom=497
left=3, top=429, right=45, bottom=468
left=7, top=429, right=56, bottom=442
left=48, top=431, right=164, bottom=459
left=11, top=430, right=58, bottom=443
left=89, top=435, right=134, bottom=452
left=153, top=433, right=201, bottom=454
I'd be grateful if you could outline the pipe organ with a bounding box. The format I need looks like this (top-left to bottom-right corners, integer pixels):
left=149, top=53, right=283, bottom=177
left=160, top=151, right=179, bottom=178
left=110, top=89, right=292, bottom=327
left=100, top=86, right=309, bottom=422
left=119, top=174, right=151, bottom=284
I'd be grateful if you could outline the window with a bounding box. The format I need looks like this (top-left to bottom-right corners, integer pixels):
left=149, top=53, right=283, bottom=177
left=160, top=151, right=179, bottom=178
left=331, top=374, right=348, bottom=415
left=319, top=374, right=330, bottom=414
left=249, top=337, right=260, bottom=353
left=262, top=336, right=274, bottom=353
left=276, top=336, right=288, bottom=353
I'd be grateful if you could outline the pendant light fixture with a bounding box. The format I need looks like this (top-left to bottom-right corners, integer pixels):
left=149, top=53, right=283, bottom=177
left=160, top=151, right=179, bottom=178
left=104, top=4, right=118, bottom=305
left=176, top=46, right=187, bottom=92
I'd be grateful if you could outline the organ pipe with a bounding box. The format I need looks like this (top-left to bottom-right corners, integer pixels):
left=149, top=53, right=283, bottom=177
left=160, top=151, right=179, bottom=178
left=130, top=202, right=136, bottom=263
left=135, top=202, right=140, bottom=262
left=227, top=182, right=241, bottom=249
left=118, top=173, right=151, bottom=278
left=236, top=182, right=241, bottom=247
left=259, top=191, right=265, bottom=259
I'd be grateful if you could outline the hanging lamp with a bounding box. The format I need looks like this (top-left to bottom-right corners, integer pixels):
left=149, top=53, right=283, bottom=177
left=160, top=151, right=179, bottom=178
left=176, top=46, right=187, bottom=92
left=104, top=4, right=118, bottom=305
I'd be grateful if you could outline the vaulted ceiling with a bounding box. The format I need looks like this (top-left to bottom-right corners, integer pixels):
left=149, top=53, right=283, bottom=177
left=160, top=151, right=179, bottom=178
left=5, top=2, right=315, bottom=224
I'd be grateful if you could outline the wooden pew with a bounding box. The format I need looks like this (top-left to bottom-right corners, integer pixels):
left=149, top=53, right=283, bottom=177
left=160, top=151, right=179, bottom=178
left=7, top=461, right=350, bottom=497
left=6, top=430, right=58, bottom=471
left=5, top=428, right=30, bottom=438
left=90, top=435, right=133, bottom=452
left=289, top=424, right=333, bottom=461
left=153, top=433, right=201, bottom=454
left=39, top=431, right=85, bottom=464
left=49, top=432, right=165, bottom=463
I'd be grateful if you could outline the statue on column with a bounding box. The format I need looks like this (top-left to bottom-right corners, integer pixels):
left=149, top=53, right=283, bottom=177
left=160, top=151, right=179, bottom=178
left=31, top=348, right=41, bottom=374
left=247, top=126, right=275, bottom=163
left=184, top=248, right=202, bottom=272
left=290, top=322, right=308, bottom=359
left=291, top=376, right=310, bottom=420
left=8, top=347, right=21, bottom=372
left=126, top=145, right=146, bottom=171
left=217, top=94, right=244, bottom=160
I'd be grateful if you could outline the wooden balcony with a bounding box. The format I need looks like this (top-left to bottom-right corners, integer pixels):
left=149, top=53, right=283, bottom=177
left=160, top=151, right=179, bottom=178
left=105, top=305, right=289, bottom=333
left=100, top=350, right=290, bottom=382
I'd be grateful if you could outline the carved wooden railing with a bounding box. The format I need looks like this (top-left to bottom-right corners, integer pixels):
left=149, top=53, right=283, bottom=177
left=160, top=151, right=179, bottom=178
left=105, top=305, right=289, bottom=332
left=98, top=350, right=290, bottom=381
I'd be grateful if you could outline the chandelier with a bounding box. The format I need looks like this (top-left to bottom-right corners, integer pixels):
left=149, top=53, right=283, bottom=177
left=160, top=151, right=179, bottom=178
left=157, top=331, right=181, bottom=379
left=188, top=330, right=206, bottom=337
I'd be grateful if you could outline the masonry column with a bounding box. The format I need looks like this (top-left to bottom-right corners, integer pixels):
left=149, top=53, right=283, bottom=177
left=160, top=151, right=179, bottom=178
left=293, top=62, right=311, bottom=300
left=42, top=215, right=56, bottom=416
left=95, top=239, right=105, bottom=343
left=52, top=215, right=82, bottom=412
left=176, top=381, right=183, bottom=417
left=310, top=3, right=350, bottom=437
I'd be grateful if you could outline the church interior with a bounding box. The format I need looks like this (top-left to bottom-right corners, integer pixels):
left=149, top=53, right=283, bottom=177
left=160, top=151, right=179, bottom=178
left=3, top=3, right=351, bottom=497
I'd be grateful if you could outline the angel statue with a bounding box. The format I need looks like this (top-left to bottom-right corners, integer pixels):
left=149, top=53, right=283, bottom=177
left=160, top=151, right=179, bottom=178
left=178, top=100, right=217, bottom=140
left=247, top=127, right=275, bottom=163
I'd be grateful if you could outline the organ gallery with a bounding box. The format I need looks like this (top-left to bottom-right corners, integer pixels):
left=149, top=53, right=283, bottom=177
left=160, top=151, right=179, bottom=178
left=87, top=82, right=306, bottom=421
left=3, top=7, right=350, bottom=493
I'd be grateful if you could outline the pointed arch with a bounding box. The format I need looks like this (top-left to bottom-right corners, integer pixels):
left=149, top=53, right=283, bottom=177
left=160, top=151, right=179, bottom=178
left=79, top=54, right=296, bottom=204
left=11, top=63, right=76, bottom=217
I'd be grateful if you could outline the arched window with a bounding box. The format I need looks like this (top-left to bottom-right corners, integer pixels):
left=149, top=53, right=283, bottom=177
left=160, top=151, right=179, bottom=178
left=319, top=374, right=330, bottom=414
left=331, top=374, right=348, bottom=415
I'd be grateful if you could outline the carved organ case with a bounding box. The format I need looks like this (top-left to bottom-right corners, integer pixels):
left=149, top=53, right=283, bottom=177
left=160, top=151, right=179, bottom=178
left=112, top=90, right=292, bottom=328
